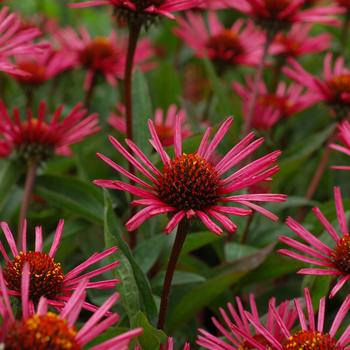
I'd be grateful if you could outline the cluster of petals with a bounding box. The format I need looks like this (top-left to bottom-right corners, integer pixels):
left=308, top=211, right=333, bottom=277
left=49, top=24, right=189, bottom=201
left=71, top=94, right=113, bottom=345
left=227, top=0, right=343, bottom=27
left=238, top=288, right=350, bottom=350
left=284, top=53, right=350, bottom=114
left=55, top=27, right=154, bottom=90
left=0, top=7, right=47, bottom=76
left=94, top=116, right=286, bottom=235
left=0, top=220, right=119, bottom=312
left=174, top=12, right=264, bottom=67
left=0, top=101, right=99, bottom=159
left=12, top=46, right=75, bottom=85
left=330, top=120, right=350, bottom=170
left=197, top=294, right=297, bottom=349
left=109, top=103, right=192, bottom=146
left=69, top=0, right=201, bottom=20
left=270, top=23, right=331, bottom=58
left=0, top=267, right=142, bottom=349
left=233, top=79, right=316, bottom=130
left=279, top=187, right=350, bottom=297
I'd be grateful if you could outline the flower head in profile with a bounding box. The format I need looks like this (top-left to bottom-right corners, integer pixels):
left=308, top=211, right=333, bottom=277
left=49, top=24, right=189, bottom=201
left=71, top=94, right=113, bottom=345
left=233, top=79, right=316, bottom=130
left=227, top=0, right=343, bottom=32
left=70, top=0, right=200, bottom=28
left=240, top=288, right=350, bottom=350
left=330, top=120, right=350, bottom=171
left=94, top=117, right=286, bottom=235
left=0, top=101, right=99, bottom=161
left=270, top=23, right=331, bottom=58
left=109, top=103, right=192, bottom=146
left=197, top=294, right=297, bottom=350
left=55, top=27, right=154, bottom=90
left=279, top=187, right=350, bottom=297
left=12, top=46, right=75, bottom=85
left=0, top=220, right=119, bottom=312
left=0, top=268, right=142, bottom=350
left=0, top=7, right=47, bottom=76
left=284, top=53, right=350, bottom=118
left=174, top=12, right=264, bottom=70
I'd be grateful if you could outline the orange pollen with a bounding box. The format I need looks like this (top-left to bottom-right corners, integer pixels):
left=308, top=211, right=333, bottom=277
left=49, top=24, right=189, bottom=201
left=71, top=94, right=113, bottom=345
left=157, top=153, right=220, bottom=210
left=16, top=62, right=47, bottom=85
left=328, top=74, right=350, bottom=96
left=4, top=312, right=80, bottom=350
left=238, top=334, right=272, bottom=350
left=155, top=124, right=174, bottom=142
left=79, top=37, right=116, bottom=69
left=264, top=0, right=292, bottom=15
left=331, top=234, right=350, bottom=273
left=206, top=30, right=244, bottom=64
left=283, top=330, right=340, bottom=350
left=4, top=251, right=64, bottom=301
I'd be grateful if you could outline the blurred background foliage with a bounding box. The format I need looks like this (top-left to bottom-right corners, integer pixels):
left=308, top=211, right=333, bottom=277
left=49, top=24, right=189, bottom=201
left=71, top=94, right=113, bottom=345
left=0, top=0, right=349, bottom=348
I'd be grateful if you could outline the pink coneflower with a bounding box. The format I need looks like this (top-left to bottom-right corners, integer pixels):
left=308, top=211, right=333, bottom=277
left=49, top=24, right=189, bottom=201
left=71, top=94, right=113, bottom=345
left=109, top=104, right=192, bottom=146
left=227, top=0, right=343, bottom=32
left=233, top=79, right=316, bottom=130
left=12, top=46, right=75, bottom=85
left=279, top=187, right=350, bottom=297
left=0, top=7, right=47, bottom=76
left=330, top=120, right=350, bottom=170
left=197, top=294, right=297, bottom=350
left=55, top=27, right=154, bottom=90
left=0, top=267, right=142, bottom=349
left=0, top=220, right=119, bottom=312
left=174, top=12, right=264, bottom=69
left=270, top=23, right=331, bottom=58
left=240, top=288, right=350, bottom=350
left=69, top=0, right=200, bottom=26
left=284, top=53, right=350, bottom=118
left=0, top=101, right=99, bottom=161
left=94, top=117, right=286, bottom=235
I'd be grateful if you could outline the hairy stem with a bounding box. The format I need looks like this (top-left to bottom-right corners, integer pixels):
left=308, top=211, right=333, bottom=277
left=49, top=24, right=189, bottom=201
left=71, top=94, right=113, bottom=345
left=124, top=22, right=141, bottom=142
left=241, top=211, right=255, bottom=244
left=124, top=22, right=142, bottom=249
left=157, top=219, right=189, bottom=330
left=18, top=159, right=39, bottom=245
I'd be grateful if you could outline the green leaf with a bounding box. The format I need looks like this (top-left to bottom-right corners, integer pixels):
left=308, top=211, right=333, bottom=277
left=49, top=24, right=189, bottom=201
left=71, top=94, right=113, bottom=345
left=104, top=212, right=141, bottom=319
left=134, top=234, right=169, bottom=274
left=132, top=69, right=153, bottom=156
left=0, top=160, right=22, bottom=210
left=168, top=243, right=275, bottom=331
left=225, top=242, right=258, bottom=262
left=103, top=191, right=158, bottom=321
left=181, top=231, right=221, bottom=255
left=35, top=175, right=104, bottom=224
left=152, top=271, right=206, bottom=288
left=131, top=311, right=167, bottom=350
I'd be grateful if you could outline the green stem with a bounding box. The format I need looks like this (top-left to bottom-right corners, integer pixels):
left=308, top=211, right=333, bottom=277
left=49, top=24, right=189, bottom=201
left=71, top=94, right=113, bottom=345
left=17, top=159, right=38, bottom=246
